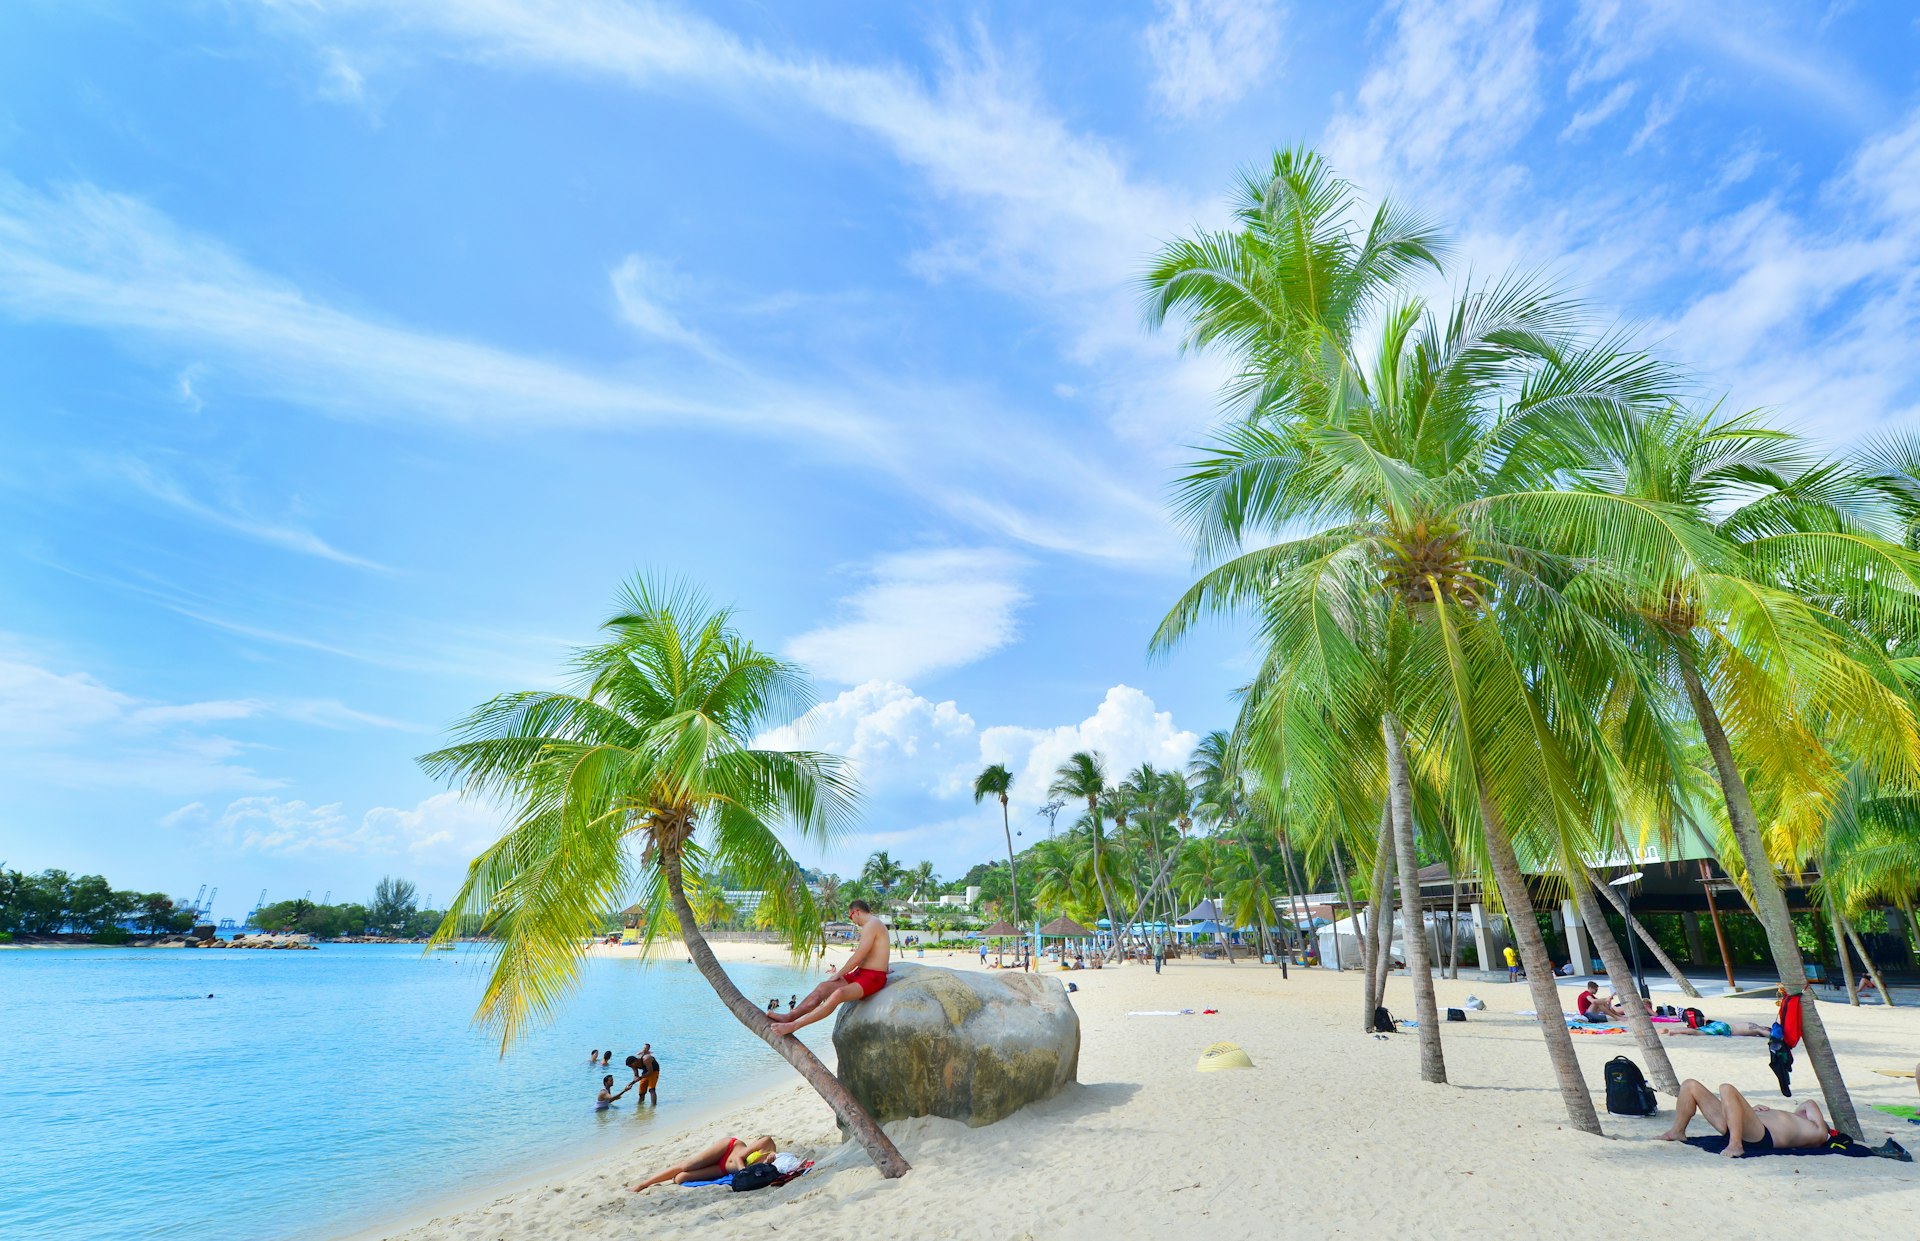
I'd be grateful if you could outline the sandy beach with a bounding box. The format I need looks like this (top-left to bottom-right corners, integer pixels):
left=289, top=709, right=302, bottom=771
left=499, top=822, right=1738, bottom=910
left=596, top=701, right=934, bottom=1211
left=380, top=943, right=1920, bottom=1241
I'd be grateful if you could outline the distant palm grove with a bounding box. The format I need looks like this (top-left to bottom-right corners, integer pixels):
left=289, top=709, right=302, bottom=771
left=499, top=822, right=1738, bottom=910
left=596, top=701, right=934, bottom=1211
left=422, top=147, right=1920, bottom=1159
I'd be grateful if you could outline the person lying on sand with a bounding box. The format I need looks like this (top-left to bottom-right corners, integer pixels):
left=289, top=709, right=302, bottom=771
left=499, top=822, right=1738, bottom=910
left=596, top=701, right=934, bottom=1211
left=629, top=1135, right=776, bottom=1190
left=1662, top=1019, right=1770, bottom=1037
left=770, top=900, right=889, bottom=1036
left=596, top=1075, right=636, bottom=1111
left=1657, top=1079, right=1829, bottom=1157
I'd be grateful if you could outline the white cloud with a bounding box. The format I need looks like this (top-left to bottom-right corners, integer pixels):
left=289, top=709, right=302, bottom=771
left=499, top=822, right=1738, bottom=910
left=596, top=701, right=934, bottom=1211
left=0, top=641, right=406, bottom=794
left=759, top=679, right=1196, bottom=817
left=785, top=549, right=1027, bottom=685
left=757, top=681, right=979, bottom=797
left=1559, top=79, right=1636, bottom=140
left=1144, top=0, right=1285, bottom=121
left=1325, top=0, right=1544, bottom=201
left=1628, top=73, right=1692, bottom=154
left=981, top=685, right=1199, bottom=818
left=106, top=456, right=386, bottom=570
left=168, top=790, right=505, bottom=858
left=608, top=253, right=726, bottom=363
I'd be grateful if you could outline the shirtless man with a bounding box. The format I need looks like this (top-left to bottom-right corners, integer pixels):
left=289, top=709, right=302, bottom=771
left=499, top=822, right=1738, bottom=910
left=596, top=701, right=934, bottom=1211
left=596, top=1074, right=636, bottom=1111
left=629, top=1134, right=776, bottom=1191
left=1657, top=1079, right=1829, bottom=1156
left=636, top=1044, right=660, bottom=1104
left=770, top=899, right=889, bottom=1036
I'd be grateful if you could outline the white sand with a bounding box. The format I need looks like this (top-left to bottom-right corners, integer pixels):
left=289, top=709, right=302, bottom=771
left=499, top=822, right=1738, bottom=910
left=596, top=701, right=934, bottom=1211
left=381, top=944, right=1920, bottom=1240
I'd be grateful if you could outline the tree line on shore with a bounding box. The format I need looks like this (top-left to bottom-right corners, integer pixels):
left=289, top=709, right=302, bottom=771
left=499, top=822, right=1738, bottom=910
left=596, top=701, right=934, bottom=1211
left=0, top=868, right=197, bottom=942
left=252, top=877, right=444, bottom=939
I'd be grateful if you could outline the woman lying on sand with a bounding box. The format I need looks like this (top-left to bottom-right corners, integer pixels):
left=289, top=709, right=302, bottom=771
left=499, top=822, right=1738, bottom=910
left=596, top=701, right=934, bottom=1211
left=630, top=1135, right=777, bottom=1191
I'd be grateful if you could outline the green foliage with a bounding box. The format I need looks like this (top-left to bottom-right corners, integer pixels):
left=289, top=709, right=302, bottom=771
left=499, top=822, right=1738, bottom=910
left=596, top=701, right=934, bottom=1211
left=0, top=867, right=148, bottom=937
left=92, top=926, right=131, bottom=945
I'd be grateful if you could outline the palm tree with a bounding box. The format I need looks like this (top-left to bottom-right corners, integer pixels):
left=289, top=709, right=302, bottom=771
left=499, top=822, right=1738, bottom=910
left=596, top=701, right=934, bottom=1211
left=909, top=860, right=939, bottom=903
left=1569, top=404, right=1920, bottom=1132
left=420, top=578, right=908, bottom=1177
left=1153, top=260, right=1706, bottom=1130
left=973, top=764, right=1023, bottom=927
left=861, top=850, right=907, bottom=900
left=816, top=874, right=842, bottom=917
left=1049, top=751, right=1126, bottom=955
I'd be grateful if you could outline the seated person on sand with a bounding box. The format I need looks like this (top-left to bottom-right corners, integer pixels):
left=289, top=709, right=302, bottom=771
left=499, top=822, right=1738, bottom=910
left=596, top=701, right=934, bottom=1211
left=1658, top=1079, right=1829, bottom=1156
left=1662, top=1018, right=1770, bottom=1037
left=770, top=899, right=889, bottom=1036
left=630, top=1135, right=777, bottom=1190
left=1575, top=981, right=1627, bottom=1023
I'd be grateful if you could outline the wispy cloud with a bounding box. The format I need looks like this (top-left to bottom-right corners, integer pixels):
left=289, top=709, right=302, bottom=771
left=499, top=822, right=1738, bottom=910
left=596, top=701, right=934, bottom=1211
left=1560, top=79, right=1636, bottom=140
left=1144, top=0, right=1286, bottom=121
left=105, top=456, right=387, bottom=570
left=785, top=549, right=1028, bottom=685
left=166, top=790, right=503, bottom=858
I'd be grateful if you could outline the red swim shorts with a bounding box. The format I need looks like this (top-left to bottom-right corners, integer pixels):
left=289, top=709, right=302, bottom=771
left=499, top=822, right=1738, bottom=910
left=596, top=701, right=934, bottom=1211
left=843, top=968, right=889, bottom=997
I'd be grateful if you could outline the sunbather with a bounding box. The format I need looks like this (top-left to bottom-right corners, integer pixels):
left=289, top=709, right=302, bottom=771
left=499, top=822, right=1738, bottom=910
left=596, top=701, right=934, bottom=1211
left=1575, top=981, right=1627, bottom=1023
left=1661, top=1018, right=1769, bottom=1037
left=1657, top=1079, right=1829, bottom=1156
left=629, top=1135, right=777, bottom=1190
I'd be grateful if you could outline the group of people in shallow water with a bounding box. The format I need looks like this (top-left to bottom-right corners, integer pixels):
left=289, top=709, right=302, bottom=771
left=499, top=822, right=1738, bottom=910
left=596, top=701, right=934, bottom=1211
left=592, top=1043, right=661, bottom=1110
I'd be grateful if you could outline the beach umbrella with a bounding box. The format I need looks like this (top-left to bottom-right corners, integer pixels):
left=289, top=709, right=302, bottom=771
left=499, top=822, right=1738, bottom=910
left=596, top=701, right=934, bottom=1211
left=978, top=919, right=1020, bottom=965
left=1178, top=898, right=1223, bottom=923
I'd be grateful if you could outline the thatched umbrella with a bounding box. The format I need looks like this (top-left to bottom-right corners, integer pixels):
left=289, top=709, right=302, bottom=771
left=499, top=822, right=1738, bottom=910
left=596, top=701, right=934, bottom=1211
left=979, top=919, right=1020, bottom=966
left=1038, top=915, right=1095, bottom=965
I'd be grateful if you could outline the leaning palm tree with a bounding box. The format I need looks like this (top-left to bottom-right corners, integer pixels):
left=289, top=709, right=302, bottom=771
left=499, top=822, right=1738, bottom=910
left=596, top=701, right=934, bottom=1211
left=861, top=850, right=907, bottom=900
left=421, top=578, right=908, bottom=1177
left=1048, top=751, right=1126, bottom=954
left=973, top=764, right=1023, bottom=926
left=909, top=860, right=938, bottom=903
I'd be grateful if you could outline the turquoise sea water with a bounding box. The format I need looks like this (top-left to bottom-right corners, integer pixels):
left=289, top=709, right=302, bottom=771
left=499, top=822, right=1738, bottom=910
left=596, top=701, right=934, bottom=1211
left=0, top=945, right=823, bottom=1240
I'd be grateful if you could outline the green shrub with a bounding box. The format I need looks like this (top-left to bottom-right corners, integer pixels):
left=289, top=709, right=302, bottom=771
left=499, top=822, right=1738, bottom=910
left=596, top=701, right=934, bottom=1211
left=0, top=931, right=13, bottom=944
left=92, top=926, right=131, bottom=945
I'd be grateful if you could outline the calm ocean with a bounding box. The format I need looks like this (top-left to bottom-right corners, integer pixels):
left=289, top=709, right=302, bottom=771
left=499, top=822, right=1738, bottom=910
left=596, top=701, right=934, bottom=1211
left=0, top=944, right=823, bottom=1239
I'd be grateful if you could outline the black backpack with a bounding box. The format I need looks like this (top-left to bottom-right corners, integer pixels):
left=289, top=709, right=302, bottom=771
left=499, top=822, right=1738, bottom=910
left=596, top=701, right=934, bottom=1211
left=1604, top=1056, right=1658, bottom=1116
left=1445, top=1007, right=1466, bottom=1022
left=1373, top=1005, right=1396, bottom=1033
left=1682, top=1007, right=1706, bottom=1030
left=730, top=1162, right=781, bottom=1192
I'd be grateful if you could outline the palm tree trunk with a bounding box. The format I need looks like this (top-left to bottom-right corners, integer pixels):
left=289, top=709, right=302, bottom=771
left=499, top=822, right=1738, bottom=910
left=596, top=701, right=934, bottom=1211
left=1678, top=653, right=1860, bottom=1135
left=1362, top=801, right=1391, bottom=1029
left=1088, top=812, right=1127, bottom=962
left=1568, top=869, right=1679, bottom=1094
left=1329, top=838, right=1352, bottom=972
left=1385, top=715, right=1446, bottom=1084
left=1371, top=831, right=1399, bottom=1013
left=1827, top=902, right=1859, bottom=1005
left=1281, top=830, right=1314, bottom=965
left=1841, top=918, right=1890, bottom=1004
left=1475, top=781, right=1602, bottom=1133
left=1589, top=872, right=1701, bottom=998
left=1446, top=867, right=1461, bottom=980
left=1114, top=835, right=1186, bottom=948
left=660, top=846, right=909, bottom=1177
left=999, top=796, right=1023, bottom=936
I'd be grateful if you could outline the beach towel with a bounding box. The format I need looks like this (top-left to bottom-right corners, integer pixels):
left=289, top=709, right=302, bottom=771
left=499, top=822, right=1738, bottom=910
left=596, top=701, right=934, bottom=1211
left=680, top=1174, right=734, bottom=1188
left=1682, top=1133, right=1897, bottom=1160
left=1568, top=1020, right=1627, bottom=1033
left=1128, top=1009, right=1195, bottom=1016
left=1872, top=1104, right=1920, bottom=1124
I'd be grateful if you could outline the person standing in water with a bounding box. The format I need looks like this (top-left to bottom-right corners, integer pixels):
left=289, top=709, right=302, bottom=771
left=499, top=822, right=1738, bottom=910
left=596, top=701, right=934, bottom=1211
left=771, top=900, right=889, bottom=1036
left=636, top=1044, right=660, bottom=1104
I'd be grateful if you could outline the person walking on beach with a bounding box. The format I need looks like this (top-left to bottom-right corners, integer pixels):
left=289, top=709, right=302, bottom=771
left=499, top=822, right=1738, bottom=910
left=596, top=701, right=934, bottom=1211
left=637, top=1044, right=660, bottom=1104
left=596, top=1074, right=636, bottom=1111
left=1657, top=1079, right=1829, bottom=1156
left=771, top=899, right=889, bottom=1036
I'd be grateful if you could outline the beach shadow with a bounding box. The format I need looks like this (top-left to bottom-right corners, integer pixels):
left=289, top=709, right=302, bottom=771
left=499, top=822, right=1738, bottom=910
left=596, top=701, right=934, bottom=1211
left=1032, top=1080, right=1142, bottom=1122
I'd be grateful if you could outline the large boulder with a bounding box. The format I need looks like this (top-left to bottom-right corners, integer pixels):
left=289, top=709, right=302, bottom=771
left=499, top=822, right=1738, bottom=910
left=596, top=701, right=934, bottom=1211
left=831, top=963, right=1079, bottom=1128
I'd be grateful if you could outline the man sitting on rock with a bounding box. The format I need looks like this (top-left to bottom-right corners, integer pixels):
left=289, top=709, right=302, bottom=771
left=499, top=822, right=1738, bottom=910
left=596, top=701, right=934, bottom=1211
left=771, top=899, right=890, bottom=1036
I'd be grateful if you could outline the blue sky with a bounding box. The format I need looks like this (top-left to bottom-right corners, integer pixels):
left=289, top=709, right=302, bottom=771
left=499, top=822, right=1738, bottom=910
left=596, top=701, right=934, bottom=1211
left=3, top=1, right=1918, bottom=921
